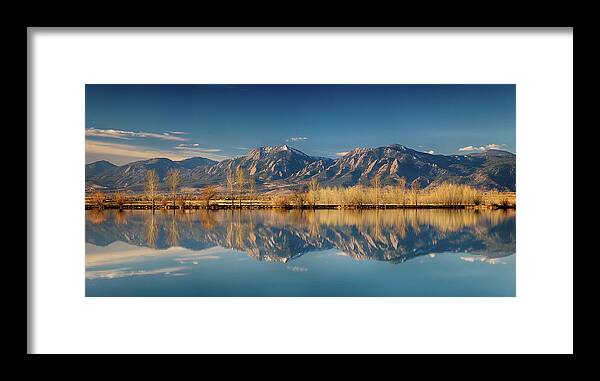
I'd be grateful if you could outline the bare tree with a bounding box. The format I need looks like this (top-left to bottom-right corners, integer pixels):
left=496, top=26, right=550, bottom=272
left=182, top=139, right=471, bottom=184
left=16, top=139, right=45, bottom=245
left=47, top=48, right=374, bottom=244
left=200, top=185, right=218, bottom=208
left=411, top=178, right=421, bottom=207
left=166, top=169, right=181, bottom=208
left=114, top=191, right=128, bottom=210
left=145, top=170, right=159, bottom=210
left=236, top=167, right=245, bottom=208
left=226, top=170, right=235, bottom=207
left=183, top=190, right=194, bottom=209
left=308, top=177, right=319, bottom=208
left=247, top=175, right=256, bottom=209
left=159, top=195, right=168, bottom=209
left=292, top=186, right=307, bottom=207
left=372, top=173, right=382, bottom=208
left=89, top=190, right=106, bottom=209
left=176, top=193, right=186, bottom=209
left=397, top=177, right=407, bottom=206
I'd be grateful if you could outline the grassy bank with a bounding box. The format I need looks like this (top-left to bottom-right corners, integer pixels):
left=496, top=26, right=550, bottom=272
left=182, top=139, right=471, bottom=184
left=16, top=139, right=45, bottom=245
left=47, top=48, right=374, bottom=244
left=86, top=183, right=516, bottom=210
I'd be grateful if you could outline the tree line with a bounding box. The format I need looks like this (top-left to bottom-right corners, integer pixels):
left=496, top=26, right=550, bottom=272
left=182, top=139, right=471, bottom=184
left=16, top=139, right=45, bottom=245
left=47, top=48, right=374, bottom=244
left=87, top=169, right=514, bottom=210
left=88, top=168, right=257, bottom=210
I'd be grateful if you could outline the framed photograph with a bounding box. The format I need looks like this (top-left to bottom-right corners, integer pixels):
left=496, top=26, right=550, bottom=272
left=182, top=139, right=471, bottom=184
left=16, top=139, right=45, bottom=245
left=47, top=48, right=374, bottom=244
left=84, top=84, right=516, bottom=298
left=28, top=27, right=573, bottom=354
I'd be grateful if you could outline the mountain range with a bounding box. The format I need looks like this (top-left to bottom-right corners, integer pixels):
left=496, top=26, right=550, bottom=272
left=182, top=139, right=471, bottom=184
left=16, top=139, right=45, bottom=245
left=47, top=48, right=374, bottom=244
left=85, top=144, right=516, bottom=192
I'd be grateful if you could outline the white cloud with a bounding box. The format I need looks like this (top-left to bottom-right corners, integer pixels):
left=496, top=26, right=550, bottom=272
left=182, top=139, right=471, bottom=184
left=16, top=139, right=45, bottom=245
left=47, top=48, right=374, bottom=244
left=174, top=145, right=222, bottom=153
left=458, top=143, right=507, bottom=152
left=86, top=266, right=187, bottom=280
left=286, top=137, right=308, bottom=142
left=86, top=128, right=189, bottom=142
left=286, top=266, right=308, bottom=272
left=171, top=146, right=229, bottom=161
left=427, top=150, right=435, bottom=154
left=86, top=241, right=226, bottom=269
left=336, top=151, right=349, bottom=156
left=175, top=255, right=220, bottom=263
left=482, top=143, right=505, bottom=150
left=86, top=140, right=187, bottom=163
left=86, top=140, right=229, bottom=164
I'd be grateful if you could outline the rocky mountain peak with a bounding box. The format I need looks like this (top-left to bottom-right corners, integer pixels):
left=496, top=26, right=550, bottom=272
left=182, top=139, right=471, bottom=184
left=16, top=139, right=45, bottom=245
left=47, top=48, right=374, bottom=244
left=86, top=143, right=516, bottom=192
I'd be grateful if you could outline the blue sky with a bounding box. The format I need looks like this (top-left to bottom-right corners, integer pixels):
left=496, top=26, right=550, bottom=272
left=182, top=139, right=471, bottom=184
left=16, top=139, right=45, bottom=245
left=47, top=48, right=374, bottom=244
left=85, top=84, right=515, bottom=165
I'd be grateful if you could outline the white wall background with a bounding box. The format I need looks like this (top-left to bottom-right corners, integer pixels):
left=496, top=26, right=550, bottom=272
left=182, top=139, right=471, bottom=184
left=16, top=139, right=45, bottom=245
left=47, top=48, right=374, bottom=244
left=29, top=28, right=573, bottom=354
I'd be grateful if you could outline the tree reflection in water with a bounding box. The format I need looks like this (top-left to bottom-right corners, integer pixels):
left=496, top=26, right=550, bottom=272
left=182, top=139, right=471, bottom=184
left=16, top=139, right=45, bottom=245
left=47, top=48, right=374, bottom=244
left=88, top=209, right=106, bottom=225
left=167, top=211, right=180, bottom=247
left=114, top=210, right=128, bottom=225
left=86, top=209, right=516, bottom=264
left=145, top=211, right=158, bottom=248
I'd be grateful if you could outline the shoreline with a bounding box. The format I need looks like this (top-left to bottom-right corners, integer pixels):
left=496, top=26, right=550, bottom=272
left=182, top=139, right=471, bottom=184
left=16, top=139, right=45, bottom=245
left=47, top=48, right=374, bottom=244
left=85, top=202, right=515, bottom=211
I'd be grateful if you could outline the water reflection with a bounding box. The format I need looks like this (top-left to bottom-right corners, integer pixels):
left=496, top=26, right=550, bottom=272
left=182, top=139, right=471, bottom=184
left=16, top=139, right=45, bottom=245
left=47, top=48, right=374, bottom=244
left=86, top=209, right=516, bottom=264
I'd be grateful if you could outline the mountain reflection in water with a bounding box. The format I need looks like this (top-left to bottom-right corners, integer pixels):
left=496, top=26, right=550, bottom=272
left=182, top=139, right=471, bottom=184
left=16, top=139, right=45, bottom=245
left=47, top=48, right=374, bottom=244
left=86, top=209, right=515, bottom=264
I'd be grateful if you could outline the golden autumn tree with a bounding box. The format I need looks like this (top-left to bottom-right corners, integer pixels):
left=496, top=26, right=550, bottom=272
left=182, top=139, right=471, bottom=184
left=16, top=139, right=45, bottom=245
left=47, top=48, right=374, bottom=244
left=226, top=170, right=235, bottom=207
left=247, top=175, right=256, bottom=209
left=145, top=170, right=159, bottom=210
left=236, top=167, right=245, bottom=208
left=308, top=177, right=319, bottom=208
left=371, top=173, right=382, bottom=208
left=397, top=177, right=407, bottom=206
left=411, top=178, right=421, bottom=207
left=166, top=169, right=181, bottom=208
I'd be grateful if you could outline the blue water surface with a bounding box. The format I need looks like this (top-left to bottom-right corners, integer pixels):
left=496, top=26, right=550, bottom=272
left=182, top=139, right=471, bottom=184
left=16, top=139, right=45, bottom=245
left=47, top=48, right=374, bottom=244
left=85, top=209, right=515, bottom=297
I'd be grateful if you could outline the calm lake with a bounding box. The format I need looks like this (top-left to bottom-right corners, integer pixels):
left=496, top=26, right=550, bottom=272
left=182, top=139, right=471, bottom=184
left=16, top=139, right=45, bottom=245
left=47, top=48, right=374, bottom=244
left=85, top=208, right=516, bottom=297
